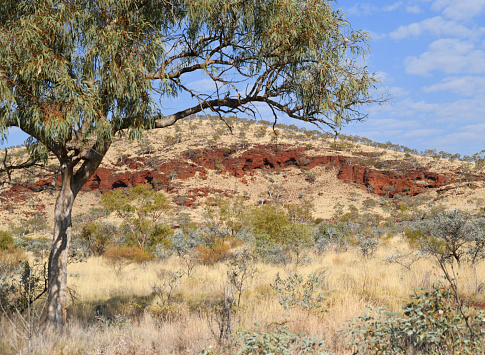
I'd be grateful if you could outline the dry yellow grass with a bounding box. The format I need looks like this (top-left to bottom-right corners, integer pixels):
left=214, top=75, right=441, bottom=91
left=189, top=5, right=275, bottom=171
left=0, top=236, right=471, bottom=354
left=2, top=233, right=485, bottom=354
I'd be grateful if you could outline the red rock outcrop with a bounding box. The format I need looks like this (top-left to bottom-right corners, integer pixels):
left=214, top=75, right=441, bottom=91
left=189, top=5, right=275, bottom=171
left=187, top=144, right=451, bottom=197
left=4, top=144, right=457, bottom=209
left=337, top=165, right=448, bottom=197
left=83, top=159, right=206, bottom=192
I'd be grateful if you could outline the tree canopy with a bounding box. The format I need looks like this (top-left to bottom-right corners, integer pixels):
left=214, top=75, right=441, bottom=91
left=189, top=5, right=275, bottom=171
left=0, top=0, right=384, bottom=328
left=1, top=0, right=381, bottom=157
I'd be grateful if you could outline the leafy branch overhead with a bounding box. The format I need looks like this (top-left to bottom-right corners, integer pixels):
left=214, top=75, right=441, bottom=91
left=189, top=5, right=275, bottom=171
left=0, top=0, right=383, bottom=174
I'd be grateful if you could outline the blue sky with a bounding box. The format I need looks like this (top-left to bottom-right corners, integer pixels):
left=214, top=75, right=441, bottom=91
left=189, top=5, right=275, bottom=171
left=341, top=0, right=485, bottom=157
left=3, top=0, right=485, bottom=157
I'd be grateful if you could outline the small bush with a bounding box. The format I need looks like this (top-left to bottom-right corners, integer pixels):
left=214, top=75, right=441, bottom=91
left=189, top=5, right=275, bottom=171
left=355, top=229, right=381, bottom=259
left=406, top=210, right=485, bottom=264
left=101, top=185, right=171, bottom=250
left=346, top=284, right=485, bottom=354
left=313, top=222, right=355, bottom=253
left=7, top=213, right=47, bottom=236
left=78, top=221, right=117, bottom=256
left=195, top=238, right=231, bottom=265
left=0, top=231, right=14, bottom=250
left=235, top=326, right=329, bottom=355
left=271, top=271, right=327, bottom=315
left=104, top=246, right=153, bottom=275
left=171, top=230, right=203, bottom=276
left=96, top=314, right=132, bottom=331
left=18, top=236, right=51, bottom=259
left=0, top=247, right=26, bottom=273
left=0, top=260, right=48, bottom=315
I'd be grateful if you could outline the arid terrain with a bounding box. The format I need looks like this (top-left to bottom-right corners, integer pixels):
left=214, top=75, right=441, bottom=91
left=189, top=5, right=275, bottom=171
left=2, top=116, right=485, bottom=354
left=2, top=116, right=484, bottom=229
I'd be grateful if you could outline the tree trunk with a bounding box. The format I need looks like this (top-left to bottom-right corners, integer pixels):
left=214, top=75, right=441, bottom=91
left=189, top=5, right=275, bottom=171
left=47, top=163, right=76, bottom=328
left=46, top=141, right=111, bottom=329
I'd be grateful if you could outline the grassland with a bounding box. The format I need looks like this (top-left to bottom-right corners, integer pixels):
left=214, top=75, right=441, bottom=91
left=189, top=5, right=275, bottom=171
left=2, top=234, right=485, bottom=354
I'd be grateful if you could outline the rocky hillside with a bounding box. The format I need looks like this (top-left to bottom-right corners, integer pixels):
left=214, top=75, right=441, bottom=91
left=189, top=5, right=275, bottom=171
left=1, top=116, right=484, bottom=229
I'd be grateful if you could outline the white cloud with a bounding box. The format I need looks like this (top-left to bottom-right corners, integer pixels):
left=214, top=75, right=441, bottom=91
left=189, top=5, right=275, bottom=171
left=423, top=76, right=485, bottom=96
left=404, top=97, right=485, bottom=124
left=432, top=0, right=485, bottom=21
left=186, top=78, right=218, bottom=92
left=346, top=4, right=378, bottom=16
left=375, top=71, right=391, bottom=82
left=366, top=95, right=485, bottom=126
left=403, top=128, right=444, bottom=138
left=409, top=100, right=442, bottom=112
left=389, top=16, right=477, bottom=40
left=344, top=95, right=485, bottom=155
left=389, top=86, right=410, bottom=97
left=429, top=130, right=484, bottom=154
left=363, top=117, right=420, bottom=130
left=404, top=39, right=485, bottom=76
left=366, top=30, right=387, bottom=41
left=462, top=123, right=485, bottom=134
left=384, top=2, right=403, bottom=12
left=406, top=5, right=422, bottom=13
left=435, top=97, right=485, bottom=123
left=346, top=2, right=402, bottom=16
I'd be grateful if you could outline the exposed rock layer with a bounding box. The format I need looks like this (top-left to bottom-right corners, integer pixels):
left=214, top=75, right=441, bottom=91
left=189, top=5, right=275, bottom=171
left=8, top=144, right=457, bottom=209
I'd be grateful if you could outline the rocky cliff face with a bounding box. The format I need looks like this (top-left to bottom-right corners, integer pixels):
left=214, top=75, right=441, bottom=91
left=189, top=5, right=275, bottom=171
left=5, top=114, right=485, bottom=230
left=2, top=141, right=482, bottom=224
left=52, top=144, right=452, bottom=199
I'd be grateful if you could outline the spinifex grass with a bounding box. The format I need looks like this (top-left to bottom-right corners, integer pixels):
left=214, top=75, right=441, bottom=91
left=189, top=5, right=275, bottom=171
left=3, top=237, right=485, bottom=354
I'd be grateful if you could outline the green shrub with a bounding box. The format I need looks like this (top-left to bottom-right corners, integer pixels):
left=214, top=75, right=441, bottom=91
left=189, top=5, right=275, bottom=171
left=313, top=222, right=355, bottom=253
left=249, top=205, right=313, bottom=265
left=78, top=221, right=117, bottom=256
left=346, top=284, right=485, bottom=354
left=405, top=209, right=485, bottom=265
left=235, top=326, right=329, bottom=355
left=101, top=184, right=171, bottom=250
left=18, top=236, right=51, bottom=259
left=7, top=213, right=47, bottom=237
left=271, top=272, right=326, bottom=315
left=170, top=229, right=203, bottom=276
left=0, top=231, right=14, bottom=250
left=250, top=204, right=288, bottom=239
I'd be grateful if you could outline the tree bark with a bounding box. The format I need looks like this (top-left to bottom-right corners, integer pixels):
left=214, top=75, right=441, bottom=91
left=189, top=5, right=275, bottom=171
left=47, top=162, right=76, bottom=328
left=46, top=140, right=111, bottom=329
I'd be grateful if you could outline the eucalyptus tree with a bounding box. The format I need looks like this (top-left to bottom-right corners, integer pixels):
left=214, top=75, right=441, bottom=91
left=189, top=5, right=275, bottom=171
left=0, top=0, right=385, bottom=327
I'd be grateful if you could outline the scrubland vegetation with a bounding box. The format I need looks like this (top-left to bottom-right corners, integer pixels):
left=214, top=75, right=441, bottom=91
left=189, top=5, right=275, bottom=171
left=2, top=113, right=485, bottom=355
left=3, top=180, right=485, bottom=354
left=3, top=1, right=485, bottom=351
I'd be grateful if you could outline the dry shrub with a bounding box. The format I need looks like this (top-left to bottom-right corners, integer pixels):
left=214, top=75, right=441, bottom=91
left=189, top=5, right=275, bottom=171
left=0, top=247, right=26, bottom=272
left=229, top=236, right=243, bottom=249
left=195, top=238, right=231, bottom=265
left=0, top=231, right=14, bottom=250
left=104, top=246, right=153, bottom=275
left=332, top=255, right=344, bottom=265
left=149, top=303, right=188, bottom=323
